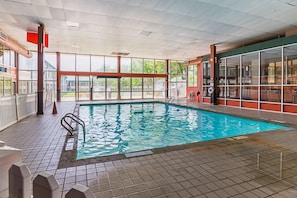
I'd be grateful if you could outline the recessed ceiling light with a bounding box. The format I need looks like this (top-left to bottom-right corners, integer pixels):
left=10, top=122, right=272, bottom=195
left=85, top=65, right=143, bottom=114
left=72, top=45, right=80, bottom=48
left=66, top=21, right=79, bottom=27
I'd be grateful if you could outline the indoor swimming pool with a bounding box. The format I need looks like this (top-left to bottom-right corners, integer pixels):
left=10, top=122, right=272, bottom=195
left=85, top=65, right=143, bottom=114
left=76, top=102, right=287, bottom=159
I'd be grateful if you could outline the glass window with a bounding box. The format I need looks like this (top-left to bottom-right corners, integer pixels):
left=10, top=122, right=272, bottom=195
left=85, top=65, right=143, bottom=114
left=92, top=77, right=105, bottom=100
left=132, top=77, right=142, bottom=98
left=45, top=53, right=57, bottom=70
left=91, top=55, right=104, bottom=72
left=283, top=44, right=297, bottom=104
left=260, top=48, right=282, bottom=85
left=284, top=45, right=297, bottom=85
left=61, top=75, right=76, bottom=101
left=155, top=60, right=165, bottom=74
left=218, top=58, right=226, bottom=85
left=120, top=77, right=131, bottom=99
left=169, top=61, right=177, bottom=76
left=226, top=56, right=240, bottom=86
left=0, top=77, right=3, bottom=96
left=78, top=76, right=90, bottom=100
left=225, top=56, right=240, bottom=99
left=132, top=58, right=143, bottom=73
left=169, top=61, right=186, bottom=98
left=19, top=52, right=38, bottom=70
left=10, top=51, right=15, bottom=67
left=154, top=78, right=165, bottom=98
left=187, top=65, right=197, bottom=87
left=242, top=86, right=258, bottom=101
left=105, top=56, right=117, bottom=72
left=106, top=78, right=118, bottom=99
left=3, top=49, right=10, bottom=66
left=176, top=62, right=186, bottom=81
left=19, top=71, right=32, bottom=80
left=0, top=45, right=3, bottom=64
left=261, top=86, right=281, bottom=102
left=120, top=57, right=131, bottom=73
left=283, top=86, right=297, bottom=104
left=203, top=62, right=210, bottom=86
left=242, top=52, right=259, bottom=85
left=143, top=78, right=153, bottom=98
left=61, top=54, right=75, bottom=71
left=144, top=59, right=154, bottom=74
left=76, top=55, right=90, bottom=72
left=218, top=58, right=226, bottom=98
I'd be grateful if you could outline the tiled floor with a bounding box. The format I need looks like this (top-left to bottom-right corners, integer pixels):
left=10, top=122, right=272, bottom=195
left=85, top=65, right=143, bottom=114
left=2, top=100, right=297, bottom=197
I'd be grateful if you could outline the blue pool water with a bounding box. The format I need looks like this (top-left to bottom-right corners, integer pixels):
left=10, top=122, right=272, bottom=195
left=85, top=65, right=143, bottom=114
left=76, top=102, right=286, bottom=159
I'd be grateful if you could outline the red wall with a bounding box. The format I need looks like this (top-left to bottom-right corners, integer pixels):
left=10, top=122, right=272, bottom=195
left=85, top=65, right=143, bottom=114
left=260, top=103, right=281, bottom=112
left=226, top=100, right=240, bottom=107
left=283, top=105, right=297, bottom=113
left=241, top=101, right=258, bottom=109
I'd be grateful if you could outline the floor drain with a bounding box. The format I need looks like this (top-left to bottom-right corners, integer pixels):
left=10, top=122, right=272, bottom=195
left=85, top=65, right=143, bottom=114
left=125, top=150, right=153, bottom=158
left=233, top=136, right=248, bottom=140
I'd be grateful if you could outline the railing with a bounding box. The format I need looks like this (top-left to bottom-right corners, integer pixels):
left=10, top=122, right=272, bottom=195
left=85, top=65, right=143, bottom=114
left=0, top=94, right=36, bottom=131
left=61, top=113, right=86, bottom=142
left=166, top=96, right=176, bottom=103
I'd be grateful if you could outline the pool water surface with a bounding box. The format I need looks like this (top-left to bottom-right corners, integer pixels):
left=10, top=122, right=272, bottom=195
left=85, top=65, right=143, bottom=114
left=76, top=102, right=286, bottom=159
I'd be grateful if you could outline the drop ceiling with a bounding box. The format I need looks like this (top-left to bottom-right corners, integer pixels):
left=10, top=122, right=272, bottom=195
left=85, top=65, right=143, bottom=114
left=0, top=0, right=297, bottom=61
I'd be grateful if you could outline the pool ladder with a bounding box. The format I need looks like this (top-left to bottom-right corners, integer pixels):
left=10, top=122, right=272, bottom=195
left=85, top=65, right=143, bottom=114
left=166, top=96, right=176, bottom=103
left=61, top=113, right=86, bottom=142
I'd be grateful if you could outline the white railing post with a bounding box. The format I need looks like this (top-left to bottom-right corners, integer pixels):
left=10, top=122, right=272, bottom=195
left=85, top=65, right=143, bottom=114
left=33, top=172, right=61, bottom=198
left=9, top=162, right=31, bottom=198
left=65, top=184, right=95, bottom=198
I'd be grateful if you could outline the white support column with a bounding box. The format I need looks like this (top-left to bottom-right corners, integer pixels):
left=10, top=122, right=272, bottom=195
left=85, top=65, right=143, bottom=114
left=9, top=162, right=31, bottom=198
left=65, top=184, right=95, bottom=198
left=33, top=172, right=61, bottom=198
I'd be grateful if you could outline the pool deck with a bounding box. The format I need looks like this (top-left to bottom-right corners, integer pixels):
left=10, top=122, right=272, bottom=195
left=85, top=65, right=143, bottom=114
left=1, top=100, right=297, bottom=197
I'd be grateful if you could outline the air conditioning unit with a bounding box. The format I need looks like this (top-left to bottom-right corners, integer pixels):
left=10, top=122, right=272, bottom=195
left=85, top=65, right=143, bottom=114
left=0, top=30, right=8, bottom=41
left=111, top=51, right=130, bottom=56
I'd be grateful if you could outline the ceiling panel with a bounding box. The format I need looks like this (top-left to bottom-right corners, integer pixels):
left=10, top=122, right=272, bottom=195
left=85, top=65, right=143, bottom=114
left=33, top=5, right=52, bottom=19
left=0, top=0, right=297, bottom=60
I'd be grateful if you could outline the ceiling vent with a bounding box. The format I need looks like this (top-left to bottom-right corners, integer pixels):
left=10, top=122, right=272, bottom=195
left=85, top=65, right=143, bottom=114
left=139, top=30, right=152, bottom=37
left=111, top=51, right=130, bottom=56
left=0, top=30, right=7, bottom=41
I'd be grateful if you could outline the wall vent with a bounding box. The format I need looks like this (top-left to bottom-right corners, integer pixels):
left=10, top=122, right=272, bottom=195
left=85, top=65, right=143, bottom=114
left=111, top=51, right=130, bottom=56
left=0, top=30, right=8, bottom=41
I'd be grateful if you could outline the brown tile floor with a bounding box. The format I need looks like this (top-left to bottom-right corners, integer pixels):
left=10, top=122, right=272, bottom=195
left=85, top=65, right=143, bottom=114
left=1, top=100, right=297, bottom=197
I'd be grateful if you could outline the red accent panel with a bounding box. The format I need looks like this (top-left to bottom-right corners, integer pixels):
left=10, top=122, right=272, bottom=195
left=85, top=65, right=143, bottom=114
left=203, top=97, right=210, bottom=103
left=283, top=105, right=297, bottom=113
left=226, top=100, right=240, bottom=106
left=45, top=34, right=48, bottom=48
left=241, top=101, right=258, bottom=109
left=260, top=103, right=281, bottom=112
left=27, top=32, right=48, bottom=47
left=217, top=99, right=225, bottom=105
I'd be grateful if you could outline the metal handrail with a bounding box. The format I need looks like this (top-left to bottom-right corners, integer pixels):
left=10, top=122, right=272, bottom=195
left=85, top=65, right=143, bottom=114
left=166, top=96, right=176, bottom=103
left=61, top=113, right=86, bottom=142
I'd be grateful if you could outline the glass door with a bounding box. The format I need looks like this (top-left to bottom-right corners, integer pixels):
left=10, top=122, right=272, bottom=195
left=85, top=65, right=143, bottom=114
left=93, top=77, right=105, bottom=100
